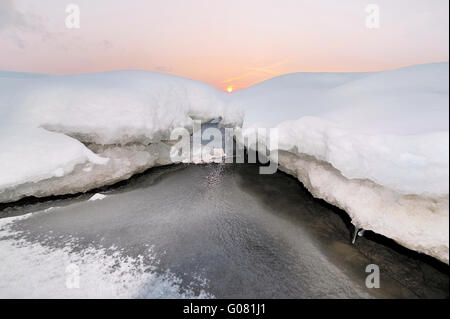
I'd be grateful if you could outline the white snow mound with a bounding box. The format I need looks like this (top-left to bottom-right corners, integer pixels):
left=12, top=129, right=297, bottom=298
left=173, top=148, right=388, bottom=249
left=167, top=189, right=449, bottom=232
left=233, top=63, right=449, bottom=263
left=0, top=71, right=243, bottom=202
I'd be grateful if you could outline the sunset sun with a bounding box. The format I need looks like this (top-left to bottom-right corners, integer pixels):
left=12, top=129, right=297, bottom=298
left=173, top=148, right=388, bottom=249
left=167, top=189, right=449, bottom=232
left=226, top=86, right=233, bottom=93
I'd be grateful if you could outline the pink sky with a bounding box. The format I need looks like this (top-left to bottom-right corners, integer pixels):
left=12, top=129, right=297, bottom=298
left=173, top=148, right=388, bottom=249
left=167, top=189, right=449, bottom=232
left=0, top=0, right=448, bottom=90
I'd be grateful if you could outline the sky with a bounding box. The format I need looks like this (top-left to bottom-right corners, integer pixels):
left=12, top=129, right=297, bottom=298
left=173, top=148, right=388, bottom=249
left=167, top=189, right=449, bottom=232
left=0, top=0, right=448, bottom=91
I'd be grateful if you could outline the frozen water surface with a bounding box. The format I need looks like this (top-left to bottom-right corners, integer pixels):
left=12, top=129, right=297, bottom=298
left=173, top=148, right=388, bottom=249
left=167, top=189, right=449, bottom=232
left=1, top=162, right=448, bottom=298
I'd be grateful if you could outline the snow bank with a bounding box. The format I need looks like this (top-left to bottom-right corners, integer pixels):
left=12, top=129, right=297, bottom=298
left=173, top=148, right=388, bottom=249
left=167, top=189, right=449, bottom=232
left=233, top=63, right=449, bottom=263
left=0, top=126, right=108, bottom=190
left=1, top=64, right=448, bottom=263
left=0, top=71, right=243, bottom=202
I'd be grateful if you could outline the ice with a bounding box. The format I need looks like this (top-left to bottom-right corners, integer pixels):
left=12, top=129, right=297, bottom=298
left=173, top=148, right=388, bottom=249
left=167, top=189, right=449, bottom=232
left=0, top=71, right=243, bottom=202
left=89, top=193, right=107, bottom=201
left=233, top=63, right=449, bottom=263
left=0, top=213, right=211, bottom=298
left=0, top=63, right=448, bottom=263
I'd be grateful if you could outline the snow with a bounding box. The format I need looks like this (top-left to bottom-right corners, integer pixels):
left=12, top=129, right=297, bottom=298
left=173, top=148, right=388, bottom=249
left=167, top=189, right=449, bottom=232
left=0, top=71, right=243, bottom=202
left=233, top=63, right=449, bottom=263
left=0, top=213, right=211, bottom=298
left=89, top=193, right=107, bottom=201
left=0, top=71, right=242, bottom=145
left=0, top=63, right=448, bottom=263
left=0, top=126, right=108, bottom=190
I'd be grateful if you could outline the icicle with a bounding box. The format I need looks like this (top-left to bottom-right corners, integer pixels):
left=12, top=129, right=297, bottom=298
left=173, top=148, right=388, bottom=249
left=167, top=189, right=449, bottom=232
left=352, top=226, right=365, bottom=244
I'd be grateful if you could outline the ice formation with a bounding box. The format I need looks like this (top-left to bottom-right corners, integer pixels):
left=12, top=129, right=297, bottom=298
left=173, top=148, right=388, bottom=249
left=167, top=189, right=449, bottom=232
left=0, top=71, right=243, bottom=202
left=0, top=63, right=448, bottom=264
left=233, top=63, right=449, bottom=263
left=0, top=213, right=211, bottom=298
left=89, top=193, right=107, bottom=201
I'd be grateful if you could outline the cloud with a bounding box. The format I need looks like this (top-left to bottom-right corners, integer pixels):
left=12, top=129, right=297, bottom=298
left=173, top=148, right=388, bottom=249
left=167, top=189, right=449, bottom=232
left=154, top=66, right=173, bottom=73
left=102, top=40, right=113, bottom=49
left=0, top=0, right=29, bottom=31
left=222, top=60, right=289, bottom=85
left=0, top=0, right=56, bottom=49
left=7, top=33, right=26, bottom=49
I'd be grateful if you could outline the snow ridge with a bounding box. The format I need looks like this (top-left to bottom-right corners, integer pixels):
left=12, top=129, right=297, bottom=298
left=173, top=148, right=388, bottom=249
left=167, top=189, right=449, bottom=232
left=233, top=63, right=449, bottom=263
left=0, top=64, right=448, bottom=263
left=0, top=71, right=243, bottom=202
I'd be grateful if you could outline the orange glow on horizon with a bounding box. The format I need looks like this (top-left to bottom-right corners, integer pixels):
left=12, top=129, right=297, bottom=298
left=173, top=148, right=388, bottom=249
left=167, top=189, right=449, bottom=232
left=0, top=1, right=447, bottom=93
